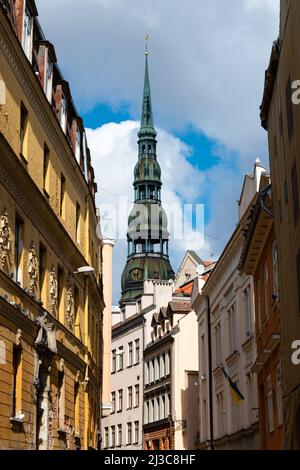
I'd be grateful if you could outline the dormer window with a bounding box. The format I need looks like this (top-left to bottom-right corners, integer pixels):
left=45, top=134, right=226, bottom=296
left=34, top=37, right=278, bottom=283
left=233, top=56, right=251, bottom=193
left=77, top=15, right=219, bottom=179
left=75, top=129, right=81, bottom=163
left=60, top=94, right=67, bottom=132
left=22, top=4, right=33, bottom=62
left=45, top=55, right=53, bottom=103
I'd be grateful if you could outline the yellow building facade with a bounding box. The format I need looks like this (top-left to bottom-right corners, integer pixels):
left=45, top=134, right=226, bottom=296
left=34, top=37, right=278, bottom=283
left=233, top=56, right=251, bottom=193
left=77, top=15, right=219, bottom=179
left=0, top=0, right=105, bottom=450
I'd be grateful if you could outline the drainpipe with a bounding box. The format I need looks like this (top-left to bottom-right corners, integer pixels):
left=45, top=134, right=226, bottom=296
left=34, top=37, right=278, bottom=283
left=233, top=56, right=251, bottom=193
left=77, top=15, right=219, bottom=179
left=205, top=294, right=214, bottom=450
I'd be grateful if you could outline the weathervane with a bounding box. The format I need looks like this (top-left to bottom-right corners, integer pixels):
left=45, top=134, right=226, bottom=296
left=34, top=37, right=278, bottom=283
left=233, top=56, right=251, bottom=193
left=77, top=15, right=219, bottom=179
left=145, top=34, right=150, bottom=55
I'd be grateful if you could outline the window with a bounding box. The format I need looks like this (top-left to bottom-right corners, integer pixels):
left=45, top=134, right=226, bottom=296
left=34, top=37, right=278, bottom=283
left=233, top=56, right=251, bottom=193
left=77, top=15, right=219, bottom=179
left=266, top=376, right=274, bottom=433
left=134, top=421, right=139, bottom=444
left=39, top=243, right=47, bottom=304
left=286, top=77, right=294, bottom=140
left=76, top=203, right=81, bottom=244
left=111, top=391, right=116, bottom=413
left=58, top=371, right=65, bottom=430
left=22, top=4, right=33, bottom=61
left=202, top=399, right=207, bottom=441
left=60, top=174, right=66, bottom=218
left=135, top=384, right=139, bottom=408
left=111, top=426, right=115, bottom=448
left=291, top=161, right=299, bottom=225
left=117, top=424, right=122, bottom=447
left=156, top=397, right=160, bottom=421
left=74, top=381, right=79, bottom=432
left=128, top=342, right=133, bottom=367
left=118, top=389, right=123, bottom=412
left=12, top=346, right=22, bottom=418
left=14, top=216, right=24, bottom=284
left=161, top=395, right=166, bottom=419
left=165, top=351, right=170, bottom=376
left=127, top=386, right=133, bottom=409
left=264, top=263, right=269, bottom=320
left=135, top=339, right=140, bottom=364
left=160, top=354, right=165, bottom=377
left=232, top=380, right=240, bottom=431
left=75, top=129, right=81, bottom=163
left=74, top=286, right=80, bottom=338
left=127, top=422, right=132, bottom=445
left=60, top=94, right=67, bottom=132
left=149, top=359, right=154, bottom=383
left=145, top=362, right=149, bottom=385
left=216, top=392, right=225, bottom=437
left=118, top=347, right=124, bottom=371
left=155, top=357, right=160, bottom=380
left=215, top=322, right=221, bottom=367
left=228, top=304, right=237, bottom=353
left=276, top=364, right=283, bottom=427
left=145, top=401, right=150, bottom=424
left=45, top=55, right=53, bottom=102
left=247, top=373, right=254, bottom=423
left=43, top=144, right=50, bottom=194
left=272, top=241, right=279, bottom=298
left=111, top=350, right=116, bottom=374
left=257, top=278, right=262, bottom=330
left=243, top=285, right=252, bottom=336
left=104, top=427, right=109, bottom=449
left=20, top=103, right=28, bottom=158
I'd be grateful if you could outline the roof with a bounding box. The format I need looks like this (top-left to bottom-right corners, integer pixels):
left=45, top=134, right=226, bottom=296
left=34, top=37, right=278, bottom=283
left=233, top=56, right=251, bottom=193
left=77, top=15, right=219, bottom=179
left=167, top=300, right=192, bottom=314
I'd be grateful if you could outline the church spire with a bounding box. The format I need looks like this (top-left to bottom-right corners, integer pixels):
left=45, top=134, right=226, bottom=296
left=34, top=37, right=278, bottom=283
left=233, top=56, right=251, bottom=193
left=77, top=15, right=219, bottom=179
left=139, top=44, right=156, bottom=137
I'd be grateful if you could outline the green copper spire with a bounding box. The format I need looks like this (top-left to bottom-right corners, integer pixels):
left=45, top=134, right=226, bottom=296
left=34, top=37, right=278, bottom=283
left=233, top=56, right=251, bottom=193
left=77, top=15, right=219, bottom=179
left=140, top=54, right=156, bottom=135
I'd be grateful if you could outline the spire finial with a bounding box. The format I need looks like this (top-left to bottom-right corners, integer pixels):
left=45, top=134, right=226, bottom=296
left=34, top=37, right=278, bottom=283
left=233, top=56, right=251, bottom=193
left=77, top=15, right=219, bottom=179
left=145, top=34, right=150, bottom=56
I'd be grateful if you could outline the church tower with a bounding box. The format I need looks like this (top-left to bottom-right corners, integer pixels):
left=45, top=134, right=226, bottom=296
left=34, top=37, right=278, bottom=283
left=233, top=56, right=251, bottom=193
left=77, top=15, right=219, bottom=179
left=120, top=52, right=174, bottom=304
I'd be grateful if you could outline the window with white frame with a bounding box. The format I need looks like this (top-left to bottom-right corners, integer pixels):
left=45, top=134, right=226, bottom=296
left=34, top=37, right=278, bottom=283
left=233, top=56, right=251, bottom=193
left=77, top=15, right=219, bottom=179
left=266, top=376, right=274, bottom=433
left=117, top=424, right=122, bottom=447
left=128, top=342, right=133, bottom=367
left=127, top=422, right=132, bottom=445
left=145, top=361, right=149, bottom=384
left=160, top=354, right=165, bottom=377
left=264, top=262, right=270, bottom=320
left=118, top=389, right=123, bottom=412
left=60, top=94, right=67, bottom=132
left=272, top=241, right=279, bottom=299
left=165, top=351, right=170, bottom=376
left=134, top=421, right=139, bottom=444
left=135, top=339, right=140, bottom=364
left=111, top=349, right=116, bottom=373
left=22, top=4, right=33, bottom=61
left=149, top=360, right=154, bottom=383
left=276, top=364, right=283, bottom=427
left=75, top=129, right=81, bottom=163
left=145, top=401, right=150, bottom=424
left=135, top=384, right=139, bottom=408
left=111, top=425, right=116, bottom=448
left=243, top=285, right=252, bottom=337
left=228, top=303, right=237, bottom=354
left=104, top=427, right=109, bottom=449
left=118, top=346, right=124, bottom=371
left=45, top=54, right=53, bottom=103
left=111, top=391, right=116, bottom=413
left=161, top=395, right=166, bottom=419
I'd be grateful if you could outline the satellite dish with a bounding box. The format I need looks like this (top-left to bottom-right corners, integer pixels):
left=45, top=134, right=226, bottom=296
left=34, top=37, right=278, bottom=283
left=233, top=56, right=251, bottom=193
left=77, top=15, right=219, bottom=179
left=196, top=265, right=205, bottom=276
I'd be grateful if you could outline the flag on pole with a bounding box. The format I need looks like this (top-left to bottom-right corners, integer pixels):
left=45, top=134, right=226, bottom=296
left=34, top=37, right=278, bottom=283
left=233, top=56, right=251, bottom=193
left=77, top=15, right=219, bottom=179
left=220, top=365, right=245, bottom=404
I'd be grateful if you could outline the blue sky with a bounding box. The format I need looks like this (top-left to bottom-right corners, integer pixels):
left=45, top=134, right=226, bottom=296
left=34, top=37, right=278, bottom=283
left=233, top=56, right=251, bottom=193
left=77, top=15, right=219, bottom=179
left=37, top=0, right=280, bottom=302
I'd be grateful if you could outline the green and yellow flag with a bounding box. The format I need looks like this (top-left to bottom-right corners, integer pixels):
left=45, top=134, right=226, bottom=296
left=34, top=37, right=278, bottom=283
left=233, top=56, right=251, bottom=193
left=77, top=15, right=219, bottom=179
left=220, top=365, right=245, bottom=405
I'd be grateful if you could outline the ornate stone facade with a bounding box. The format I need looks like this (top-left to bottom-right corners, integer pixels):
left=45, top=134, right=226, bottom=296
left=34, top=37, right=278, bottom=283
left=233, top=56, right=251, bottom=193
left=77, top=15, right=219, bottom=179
left=0, top=210, right=10, bottom=268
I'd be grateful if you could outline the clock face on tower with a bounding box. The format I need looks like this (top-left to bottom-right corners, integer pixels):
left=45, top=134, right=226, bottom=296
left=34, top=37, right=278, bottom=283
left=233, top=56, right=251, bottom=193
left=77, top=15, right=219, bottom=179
left=130, top=268, right=143, bottom=282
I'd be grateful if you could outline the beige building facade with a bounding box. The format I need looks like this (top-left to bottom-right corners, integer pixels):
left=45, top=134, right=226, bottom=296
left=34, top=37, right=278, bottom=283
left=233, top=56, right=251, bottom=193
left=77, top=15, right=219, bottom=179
left=0, top=1, right=106, bottom=450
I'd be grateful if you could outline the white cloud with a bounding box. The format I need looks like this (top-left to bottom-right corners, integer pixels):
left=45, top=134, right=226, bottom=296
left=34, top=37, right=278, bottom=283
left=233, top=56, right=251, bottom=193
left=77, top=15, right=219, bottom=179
left=37, top=0, right=279, bottom=162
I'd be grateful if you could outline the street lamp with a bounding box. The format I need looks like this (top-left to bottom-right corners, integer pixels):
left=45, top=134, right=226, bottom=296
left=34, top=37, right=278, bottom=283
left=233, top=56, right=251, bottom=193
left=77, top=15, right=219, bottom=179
left=73, top=266, right=95, bottom=275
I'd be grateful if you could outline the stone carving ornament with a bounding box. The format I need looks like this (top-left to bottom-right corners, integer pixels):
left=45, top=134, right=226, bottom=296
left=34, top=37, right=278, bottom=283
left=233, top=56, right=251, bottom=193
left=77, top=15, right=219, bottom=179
left=66, top=284, right=74, bottom=331
left=0, top=210, right=10, bottom=268
left=49, top=266, right=58, bottom=315
left=28, top=242, right=38, bottom=294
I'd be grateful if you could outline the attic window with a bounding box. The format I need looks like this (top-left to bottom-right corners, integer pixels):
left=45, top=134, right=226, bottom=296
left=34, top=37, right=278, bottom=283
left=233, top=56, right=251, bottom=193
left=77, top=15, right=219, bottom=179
left=22, top=4, right=33, bottom=62
left=45, top=55, right=53, bottom=103
left=60, top=94, right=67, bottom=132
